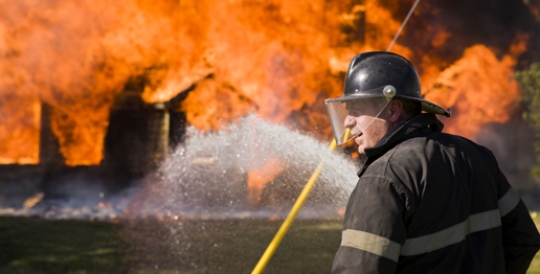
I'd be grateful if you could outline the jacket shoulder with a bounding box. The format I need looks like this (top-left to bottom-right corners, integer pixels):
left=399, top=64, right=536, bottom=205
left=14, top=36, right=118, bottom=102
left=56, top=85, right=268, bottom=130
left=363, top=132, right=500, bottom=204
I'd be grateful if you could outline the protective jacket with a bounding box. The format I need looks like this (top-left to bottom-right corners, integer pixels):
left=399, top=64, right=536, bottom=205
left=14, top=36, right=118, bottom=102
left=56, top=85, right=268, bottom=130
left=332, top=113, right=540, bottom=274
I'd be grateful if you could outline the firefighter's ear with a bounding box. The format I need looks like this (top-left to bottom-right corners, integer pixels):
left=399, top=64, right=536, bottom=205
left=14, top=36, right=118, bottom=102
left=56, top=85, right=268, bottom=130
left=387, top=99, right=403, bottom=123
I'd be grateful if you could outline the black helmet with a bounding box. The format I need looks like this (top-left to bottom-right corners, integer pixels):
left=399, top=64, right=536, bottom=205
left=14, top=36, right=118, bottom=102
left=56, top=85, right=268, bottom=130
left=343, top=51, right=450, bottom=116
left=325, top=51, right=450, bottom=145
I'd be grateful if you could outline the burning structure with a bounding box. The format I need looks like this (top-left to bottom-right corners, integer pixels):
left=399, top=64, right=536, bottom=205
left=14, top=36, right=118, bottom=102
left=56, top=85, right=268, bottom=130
left=0, top=0, right=540, bottom=213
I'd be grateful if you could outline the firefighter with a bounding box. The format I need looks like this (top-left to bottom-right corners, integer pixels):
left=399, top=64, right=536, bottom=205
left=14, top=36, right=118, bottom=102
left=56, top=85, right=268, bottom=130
left=325, top=51, right=540, bottom=273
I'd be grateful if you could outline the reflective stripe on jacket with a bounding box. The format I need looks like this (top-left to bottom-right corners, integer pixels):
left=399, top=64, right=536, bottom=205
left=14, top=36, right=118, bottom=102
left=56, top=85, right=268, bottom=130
left=332, top=113, right=540, bottom=274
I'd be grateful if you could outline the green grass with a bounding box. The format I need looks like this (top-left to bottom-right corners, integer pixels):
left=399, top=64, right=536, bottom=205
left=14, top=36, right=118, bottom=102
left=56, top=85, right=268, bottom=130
left=0, top=214, right=538, bottom=273
left=120, top=218, right=342, bottom=273
left=0, top=216, right=342, bottom=274
left=0, top=216, right=128, bottom=274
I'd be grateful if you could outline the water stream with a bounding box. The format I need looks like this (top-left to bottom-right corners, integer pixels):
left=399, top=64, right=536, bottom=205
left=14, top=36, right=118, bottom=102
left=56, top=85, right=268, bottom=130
left=122, top=115, right=360, bottom=272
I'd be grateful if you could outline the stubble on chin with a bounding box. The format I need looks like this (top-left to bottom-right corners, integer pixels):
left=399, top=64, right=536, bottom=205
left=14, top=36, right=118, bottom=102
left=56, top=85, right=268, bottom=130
left=357, top=153, right=367, bottom=166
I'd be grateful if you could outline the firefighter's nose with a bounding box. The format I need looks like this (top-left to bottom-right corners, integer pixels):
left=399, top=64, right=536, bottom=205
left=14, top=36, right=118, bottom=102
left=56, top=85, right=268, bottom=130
left=344, top=115, right=356, bottom=128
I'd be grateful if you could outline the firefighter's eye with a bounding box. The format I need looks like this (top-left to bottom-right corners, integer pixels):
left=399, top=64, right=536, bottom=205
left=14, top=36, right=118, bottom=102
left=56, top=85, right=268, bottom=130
left=348, top=110, right=362, bottom=117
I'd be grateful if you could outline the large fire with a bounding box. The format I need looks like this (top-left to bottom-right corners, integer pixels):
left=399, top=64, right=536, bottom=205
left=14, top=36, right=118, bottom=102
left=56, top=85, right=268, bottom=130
left=0, top=0, right=537, bottom=166
left=424, top=37, right=528, bottom=138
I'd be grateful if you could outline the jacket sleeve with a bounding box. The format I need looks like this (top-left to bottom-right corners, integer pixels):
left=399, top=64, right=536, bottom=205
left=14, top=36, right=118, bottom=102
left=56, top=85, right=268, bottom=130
left=332, top=176, right=411, bottom=274
left=497, top=169, right=540, bottom=274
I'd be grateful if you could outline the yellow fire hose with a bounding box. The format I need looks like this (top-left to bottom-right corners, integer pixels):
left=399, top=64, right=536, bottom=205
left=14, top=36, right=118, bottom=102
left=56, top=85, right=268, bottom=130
left=250, top=0, right=420, bottom=270
left=251, top=129, right=350, bottom=274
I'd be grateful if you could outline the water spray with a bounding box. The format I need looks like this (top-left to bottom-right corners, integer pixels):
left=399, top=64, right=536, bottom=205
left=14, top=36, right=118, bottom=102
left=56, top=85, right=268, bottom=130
left=251, top=129, right=349, bottom=274
left=252, top=0, right=421, bottom=272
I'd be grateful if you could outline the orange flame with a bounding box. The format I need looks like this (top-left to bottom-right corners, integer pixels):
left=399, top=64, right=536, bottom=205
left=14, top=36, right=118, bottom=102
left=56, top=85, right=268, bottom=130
left=0, top=0, right=533, bottom=165
left=247, top=158, right=286, bottom=206
left=424, top=35, right=528, bottom=138
left=0, top=97, right=40, bottom=164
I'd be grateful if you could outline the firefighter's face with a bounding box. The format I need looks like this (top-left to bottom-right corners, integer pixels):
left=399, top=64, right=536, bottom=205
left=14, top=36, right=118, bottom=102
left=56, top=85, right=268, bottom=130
left=344, top=101, right=393, bottom=155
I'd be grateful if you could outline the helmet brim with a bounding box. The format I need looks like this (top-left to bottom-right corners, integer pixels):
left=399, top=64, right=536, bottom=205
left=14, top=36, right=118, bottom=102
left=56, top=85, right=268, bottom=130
left=329, top=94, right=451, bottom=117
left=394, top=95, right=450, bottom=117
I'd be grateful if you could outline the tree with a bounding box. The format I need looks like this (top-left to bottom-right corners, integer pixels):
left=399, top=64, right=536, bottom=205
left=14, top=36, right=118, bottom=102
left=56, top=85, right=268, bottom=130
left=515, top=63, right=540, bottom=178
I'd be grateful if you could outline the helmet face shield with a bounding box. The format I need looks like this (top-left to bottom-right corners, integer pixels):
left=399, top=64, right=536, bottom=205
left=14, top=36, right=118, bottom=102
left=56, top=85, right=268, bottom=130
left=325, top=86, right=395, bottom=145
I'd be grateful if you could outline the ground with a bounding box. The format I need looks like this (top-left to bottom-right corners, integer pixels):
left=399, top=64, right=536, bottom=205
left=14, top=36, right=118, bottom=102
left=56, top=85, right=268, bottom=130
left=0, top=213, right=538, bottom=273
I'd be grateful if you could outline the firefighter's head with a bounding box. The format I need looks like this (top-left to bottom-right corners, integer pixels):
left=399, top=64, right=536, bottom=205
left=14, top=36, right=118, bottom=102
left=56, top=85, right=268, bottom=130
left=325, top=51, right=450, bottom=154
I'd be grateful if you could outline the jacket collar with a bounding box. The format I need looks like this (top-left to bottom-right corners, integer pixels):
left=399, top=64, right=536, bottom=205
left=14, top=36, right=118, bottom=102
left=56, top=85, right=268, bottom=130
left=363, top=113, right=444, bottom=159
